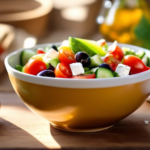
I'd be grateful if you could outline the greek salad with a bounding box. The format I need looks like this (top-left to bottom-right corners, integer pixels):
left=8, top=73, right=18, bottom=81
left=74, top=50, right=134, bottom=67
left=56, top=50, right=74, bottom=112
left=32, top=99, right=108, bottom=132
left=16, top=37, right=150, bottom=79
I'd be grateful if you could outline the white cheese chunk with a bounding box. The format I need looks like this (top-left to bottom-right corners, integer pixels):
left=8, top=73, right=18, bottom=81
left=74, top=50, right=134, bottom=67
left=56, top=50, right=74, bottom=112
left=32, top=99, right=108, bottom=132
left=70, top=63, right=85, bottom=76
left=115, top=64, right=131, bottom=77
left=108, top=41, right=117, bottom=51
left=44, top=48, right=58, bottom=59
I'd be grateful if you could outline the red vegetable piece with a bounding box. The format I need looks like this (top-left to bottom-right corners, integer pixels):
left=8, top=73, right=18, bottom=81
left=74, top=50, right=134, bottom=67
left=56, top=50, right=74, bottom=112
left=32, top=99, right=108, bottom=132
left=103, top=53, right=121, bottom=71
left=24, top=59, right=47, bottom=75
left=54, top=63, right=72, bottom=78
left=37, top=49, right=45, bottom=54
left=123, top=55, right=150, bottom=74
left=108, top=41, right=124, bottom=61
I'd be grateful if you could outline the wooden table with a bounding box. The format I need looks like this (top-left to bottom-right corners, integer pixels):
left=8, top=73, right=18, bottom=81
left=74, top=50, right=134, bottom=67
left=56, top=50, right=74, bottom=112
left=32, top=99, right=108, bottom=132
left=1, top=72, right=150, bottom=150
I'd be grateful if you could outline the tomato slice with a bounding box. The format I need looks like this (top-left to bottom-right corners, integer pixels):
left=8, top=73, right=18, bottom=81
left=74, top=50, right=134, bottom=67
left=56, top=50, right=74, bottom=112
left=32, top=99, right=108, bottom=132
left=54, top=63, right=72, bottom=78
left=71, top=74, right=95, bottom=79
left=37, top=50, right=45, bottom=54
left=103, top=53, right=120, bottom=71
left=108, top=41, right=124, bottom=61
left=59, top=47, right=76, bottom=64
left=24, top=59, right=47, bottom=75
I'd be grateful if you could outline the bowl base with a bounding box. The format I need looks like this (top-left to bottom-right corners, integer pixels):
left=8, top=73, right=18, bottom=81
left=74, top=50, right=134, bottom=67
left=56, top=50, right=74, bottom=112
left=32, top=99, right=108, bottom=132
left=51, top=123, right=113, bottom=132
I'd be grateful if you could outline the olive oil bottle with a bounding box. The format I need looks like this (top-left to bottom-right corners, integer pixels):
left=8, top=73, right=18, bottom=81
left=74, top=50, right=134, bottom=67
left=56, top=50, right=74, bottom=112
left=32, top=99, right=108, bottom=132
left=99, top=0, right=150, bottom=49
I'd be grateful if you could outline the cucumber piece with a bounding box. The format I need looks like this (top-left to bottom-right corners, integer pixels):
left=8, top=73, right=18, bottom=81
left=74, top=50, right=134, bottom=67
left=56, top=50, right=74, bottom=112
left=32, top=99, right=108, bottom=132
left=85, top=67, right=98, bottom=74
left=136, top=50, right=145, bottom=59
left=44, top=58, right=60, bottom=68
left=69, top=37, right=106, bottom=57
left=147, top=54, right=150, bottom=67
left=136, top=50, right=149, bottom=66
left=90, top=54, right=103, bottom=67
left=16, top=65, right=25, bottom=72
left=16, top=65, right=23, bottom=72
left=142, top=53, right=149, bottom=66
left=20, top=50, right=36, bottom=66
left=22, top=66, right=25, bottom=72
left=90, top=67, right=98, bottom=73
left=113, top=71, right=120, bottom=77
left=122, top=47, right=136, bottom=56
left=84, top=67, right=89, bottom=72
left=85, top=70, right=94, bottom=75
left=95, top=68, right=114, bottom=78
left=136, top=50, right=150, bottom=66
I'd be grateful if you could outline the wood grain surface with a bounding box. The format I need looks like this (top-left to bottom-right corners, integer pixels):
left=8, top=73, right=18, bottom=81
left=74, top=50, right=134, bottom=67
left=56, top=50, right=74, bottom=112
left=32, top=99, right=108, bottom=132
left=0, top=91, right=150, bottom=150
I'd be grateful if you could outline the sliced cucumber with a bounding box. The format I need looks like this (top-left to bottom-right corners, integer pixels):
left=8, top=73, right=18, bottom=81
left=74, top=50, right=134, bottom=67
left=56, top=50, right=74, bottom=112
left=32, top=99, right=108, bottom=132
left=122, top=47, right=136, bottom=56
left=84, top=67, right=89, bottom=72
left=95, top=68, right=114, bottom=78
left=85, top=67, right=98, bottom=74
left=20, top=50, right=36, bottom=66
left=90, top=67, right=99, bottom=73
left=16, top=65, right=23, bottom=72
left=142, top=54, right=149, bottom=66
left=113, top=71, right=120, bottom=77
left=16, top=65, right=25, bottom=72
left=69, top=37, right=106, bottom=57
left=136, top=50, right=145, bottom=59
left=90, top=54, right=103, bottom=67
left=135, top=50, right=149, bottom=66
left=147, top=54, right=150, bottom=67
left=44, top=58, right=60, bottom=68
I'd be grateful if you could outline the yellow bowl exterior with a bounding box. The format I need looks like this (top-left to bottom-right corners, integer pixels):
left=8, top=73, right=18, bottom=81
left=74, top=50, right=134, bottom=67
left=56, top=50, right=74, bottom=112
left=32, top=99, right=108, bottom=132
left=9, top=73, right=149, bottom=132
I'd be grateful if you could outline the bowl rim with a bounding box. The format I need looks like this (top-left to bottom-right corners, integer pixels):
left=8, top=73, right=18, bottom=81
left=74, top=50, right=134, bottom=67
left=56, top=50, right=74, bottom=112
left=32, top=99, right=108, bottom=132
left=4, top=42, right=150, bottom=89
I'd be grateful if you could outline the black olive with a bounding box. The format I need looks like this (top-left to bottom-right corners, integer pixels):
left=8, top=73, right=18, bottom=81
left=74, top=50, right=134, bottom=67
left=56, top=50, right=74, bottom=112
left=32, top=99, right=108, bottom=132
left=51, top=45, right=58, bottom=51
left=99, top=63, right=113, bottom=71
left=75, top=52, right=91, bottom=67
left=37, top=70, right=55, bottom=77
left=47, top=63, right=54, bottom=71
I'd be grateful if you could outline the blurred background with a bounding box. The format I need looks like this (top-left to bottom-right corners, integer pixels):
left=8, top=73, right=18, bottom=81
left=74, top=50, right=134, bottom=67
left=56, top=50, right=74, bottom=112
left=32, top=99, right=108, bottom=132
left=0, top=0, right=150, bottom=90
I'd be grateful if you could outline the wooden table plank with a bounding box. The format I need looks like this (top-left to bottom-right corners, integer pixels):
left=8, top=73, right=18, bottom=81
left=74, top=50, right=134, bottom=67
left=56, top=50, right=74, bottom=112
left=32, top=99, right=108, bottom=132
left=0, top=92, right=150, bottom=150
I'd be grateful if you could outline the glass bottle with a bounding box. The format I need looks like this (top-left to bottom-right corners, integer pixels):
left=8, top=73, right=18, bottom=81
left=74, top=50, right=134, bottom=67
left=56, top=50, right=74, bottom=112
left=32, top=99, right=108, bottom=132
left=98, top=0, right=150, bottom=49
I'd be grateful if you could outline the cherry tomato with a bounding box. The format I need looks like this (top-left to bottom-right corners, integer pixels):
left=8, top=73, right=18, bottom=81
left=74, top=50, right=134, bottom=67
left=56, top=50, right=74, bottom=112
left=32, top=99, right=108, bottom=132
left=54, top=63, right=72, bottom=78
left=37, top=50, right=45, bottom=54
left=59, top=47, right=76, bottom=64
left=123, top=55, right=150, bottom=74
left=108, top=45, right=124, bottom=61
left=103, top=53, right=121, bottom=71
left=24, top=59, right=47, bottom=75
left=71, top=74, right=95, bottom=79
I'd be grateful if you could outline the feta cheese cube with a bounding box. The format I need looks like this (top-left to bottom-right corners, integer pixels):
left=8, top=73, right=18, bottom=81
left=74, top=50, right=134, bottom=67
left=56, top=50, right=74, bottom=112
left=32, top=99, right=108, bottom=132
left=70, top=63, right=85, bottom=76
left=115, top=64, right=131, bottom=77
left=44, top=48, right=58, bottom=59
left=108, top=41, right=117, bottom=51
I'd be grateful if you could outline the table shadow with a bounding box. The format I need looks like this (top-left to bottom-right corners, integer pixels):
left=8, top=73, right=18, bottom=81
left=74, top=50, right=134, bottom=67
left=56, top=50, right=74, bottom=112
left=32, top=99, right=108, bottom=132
left=0, top=118, right=48, bottom=149
left=50, top=114, right=150, bottom=150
